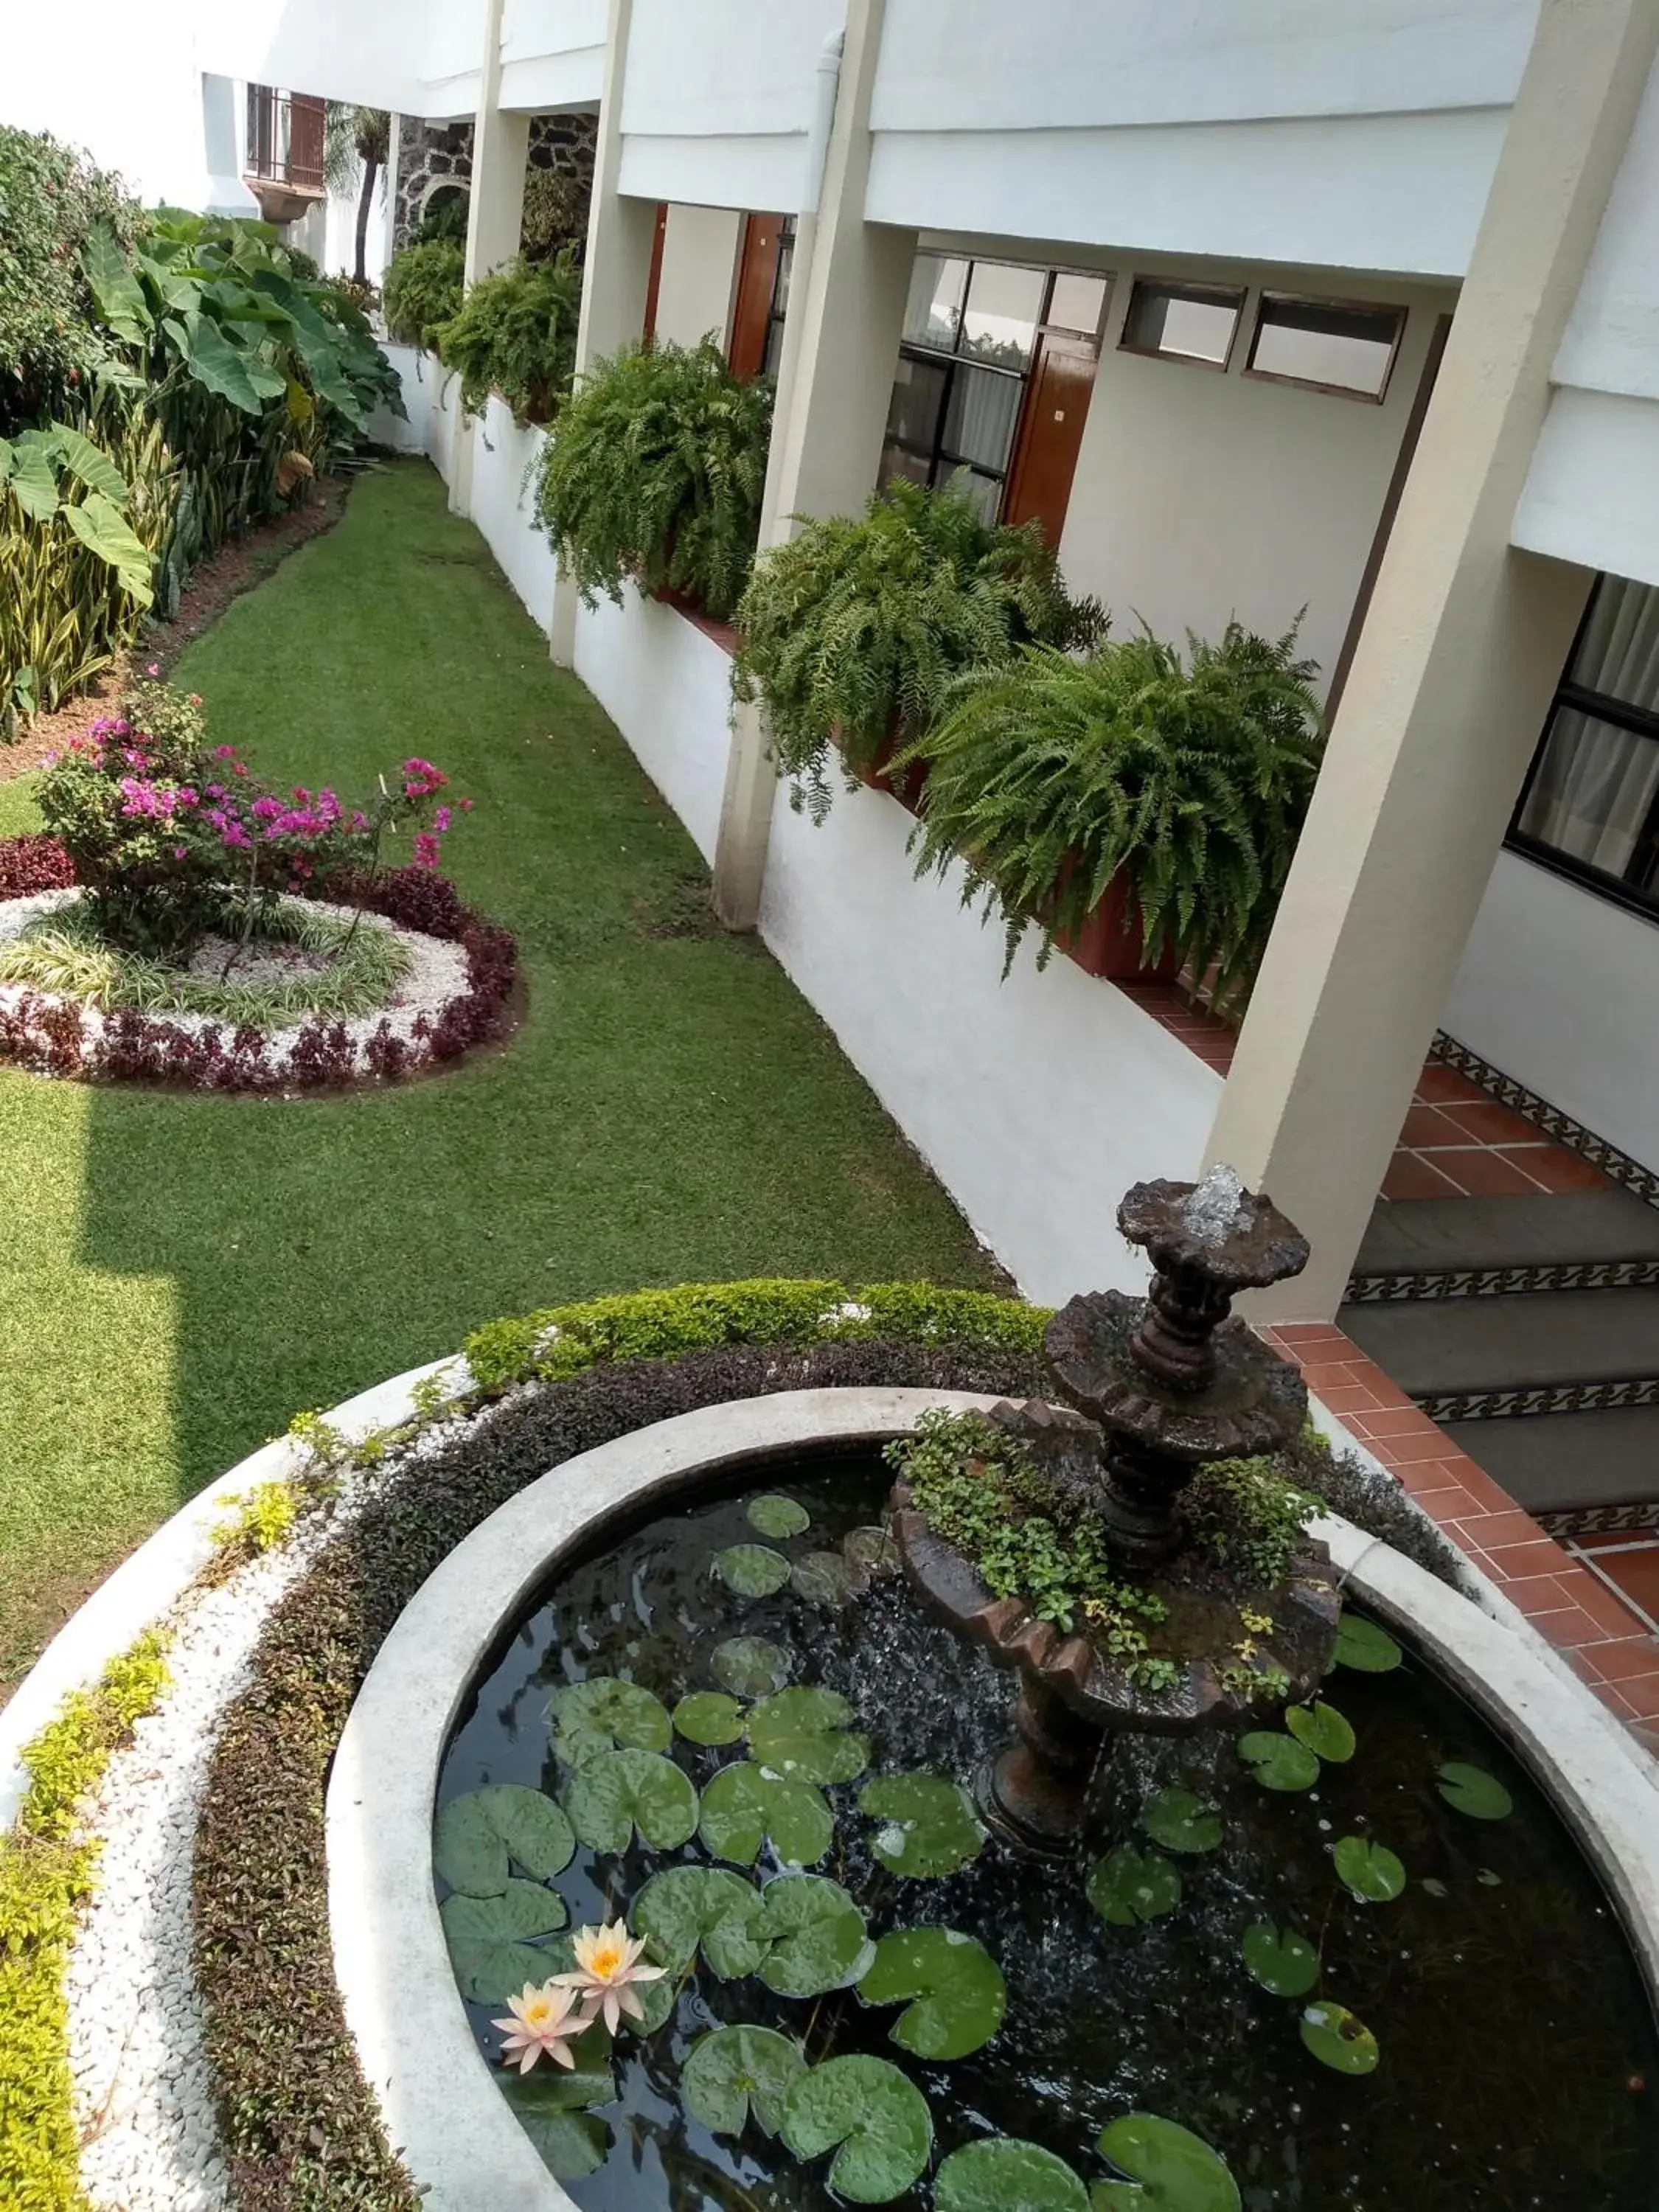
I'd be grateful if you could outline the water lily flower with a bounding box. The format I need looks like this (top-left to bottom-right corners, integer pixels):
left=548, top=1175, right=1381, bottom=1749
left=553, top=1919, right=667, bottom=2034
left=490, top=1980, right=591, bottom=2074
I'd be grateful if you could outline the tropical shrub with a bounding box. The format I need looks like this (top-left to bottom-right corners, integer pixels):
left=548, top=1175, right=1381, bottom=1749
left=905, top=622, right=1324, bottom=1003
left=435, top=249, right=582, bottom=425
left=521, top=168, right=589, bottom=262
left=0, top=127, right=139, bottom=433
left=535, top=338, right=773, bottom=621
left=383, top=237, right=466, bottom=351
left=731, top=481, right=1103, bottom=818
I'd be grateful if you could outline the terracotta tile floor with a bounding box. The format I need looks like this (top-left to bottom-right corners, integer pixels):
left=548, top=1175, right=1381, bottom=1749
left=1569, top=1536, right=1659, bottom=1638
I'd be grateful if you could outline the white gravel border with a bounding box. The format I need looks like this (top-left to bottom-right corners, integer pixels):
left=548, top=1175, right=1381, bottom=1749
left=0, top=889, right=470, bottom=1083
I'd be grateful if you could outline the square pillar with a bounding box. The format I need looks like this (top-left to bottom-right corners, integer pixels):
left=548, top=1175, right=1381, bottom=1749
left=450, top=0, right=529, bottom=517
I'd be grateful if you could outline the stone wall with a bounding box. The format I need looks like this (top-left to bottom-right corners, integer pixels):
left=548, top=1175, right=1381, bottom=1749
left=391, top=111, right=597, bottom=255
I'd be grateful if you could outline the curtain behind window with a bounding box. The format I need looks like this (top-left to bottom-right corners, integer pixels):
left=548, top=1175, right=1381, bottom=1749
left=1517, top=577, right=1659, bottom=880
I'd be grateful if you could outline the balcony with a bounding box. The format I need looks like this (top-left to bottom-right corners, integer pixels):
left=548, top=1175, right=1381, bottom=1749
left=244, top=84, right=327, bottom=224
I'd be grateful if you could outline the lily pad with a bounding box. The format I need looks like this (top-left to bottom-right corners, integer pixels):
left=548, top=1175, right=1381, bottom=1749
left=1087, top=1846, right=1183, bottom=1928
left=632, top=1865, right=768, bottom=1978
left=780, top=2053, right=933, bottom=2202
left=1141, top=1787, right=1223, bottom=1854
left=936, top=2138, right=1090, bottom=2211
left=860, top=1773, right=985, bottom=1877
left=844, top=1525, right=901, bottom=1582
left=756, top=1874, right=873, bottom=1997
left=1477, top=1867, right=1503, bottom=1887
left=1332, top=1836, right=1405, bottom=1903
left=859, top=1927, right=1006, bottom=2059
left=1299, top=1999, right=1380, bottom=2076
left=440, top=1881, right=568, bottom=2003
left=1237, top=1732, right=1320, bottom=1793
left=714, top=1544, right=793, bottom=1596
left=1332, top=1613, right=1402, bottom=1674
left=500, top=2071, right=613, bottom=2180
left=563, top=1749, right=699, bottom=1853
left=1284, top=1700, right=1355, bottom=1764
left=712, top=1636, right=792, bottom=1698
left=1093, top=2113, right=1241, bottom=2210
left=748, top=1493, right=811, bottom=1540
left=1240, top=1921, right=1318, bottom=1998
left=698, top=1761, right=834, bottom=1867
left=681, top=2024, right=805, bottom=2138
left=433, top=1784, right=577, bottom=1897
left=1422, top=1876, right=1449, bottom=1899
left=548, top=1677, right=671, bottom=1766
left=673, top=1691, right=745, bottom=1747
left=748, top=1687, right=870, bottom=1784
left=1436, top=1761, right=1514, bottom=1820
left=792, top=1550, right=855, bottom=1607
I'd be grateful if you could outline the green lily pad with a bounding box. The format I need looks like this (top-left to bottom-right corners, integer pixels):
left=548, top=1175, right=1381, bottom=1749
left=1422, top=1876, right=1449, bottom=1898
left=1093, top=2113, right=1241, bottom=2210
left=748, top=1687, right=870, bottom=1784
left=500, top=2071, right=613, bottom=2180
left=756, top=1874, right=873, bottom=1997
left=674, top=1691, right=745, bottom=1747
left=1237, top=1732, right=1321, bottom=1793
left=714, top=1544, right=793, bottom=1596
left=1332, top=1836, right=1405, bottom=1903
left=936, top=2138, right=1090, bottom=2211
left=1087, top=1846, right=1183, bottom=1927
left=1284, top=1700, right=1355, bottom=1764
left=748, top=1493, right=811, bottom=1539
left=440, top=1880, right=568, bottom=2003
left=563, top=1749, right=698, bottom=1853
left=860, top=1773, right=985, bottom=1877
left=712, top=1636, right=792, bottom=1697
left=844, top=1525, right=901, bottom=1582
left=698, top=1761, right=834, bottom=1867
left=1300, top=1999, right=1380, bottom=2076
left=681, top=2024, right=805, bottom=2138
left=548, top=1677, right=672, bottom=1766
left=1436, top=1761, right=1514, bottom=1820
left=433, top=1784, right=577, bottom=1897
left=780, top=2053, right=933, bottom=2202
left=1477, top=1867, right=1503, bottom=1887
left=1332, top=1613, right=1402, bottom=1674
left=1141, top=1787, right=1223, bottom=1854
left=1240, top=1921, right=1318, bottom=1997
left=632, top=1865, right=768, bottom=1978
left=859, top=1927, right=1006, bottom=2059
left=793, top=1550, right=855, bottom=1607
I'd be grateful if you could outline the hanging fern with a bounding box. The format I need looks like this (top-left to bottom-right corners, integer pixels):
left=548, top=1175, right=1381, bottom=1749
left=434, top=249, right=582, bottom=425
left=533, top=338, right=773, bottom=621
left=905, top=622, right=1324, bottom=1006
left=382, top=237, right=465, bottom=352
left=731, top=480, right=1102, bottom=821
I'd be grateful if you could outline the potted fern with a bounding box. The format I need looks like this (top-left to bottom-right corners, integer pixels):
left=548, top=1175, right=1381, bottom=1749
left=533, top=338, right=773, bottom=622
left=905, top=622, right=1324, bottom=1004
left=382, top=237, right=465, bottom=352
left=434, top=249, right=582, bottom=425
left=731, top=480, right=1102, bottom=821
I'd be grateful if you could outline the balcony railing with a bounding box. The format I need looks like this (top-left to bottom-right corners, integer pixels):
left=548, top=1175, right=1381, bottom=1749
left=246, top=86, right=327, bottom=196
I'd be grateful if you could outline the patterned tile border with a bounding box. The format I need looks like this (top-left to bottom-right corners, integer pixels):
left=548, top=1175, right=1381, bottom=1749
left=1419, top=1377, right=1659, bottom=1423
left=1543, top=1500, right=1659, bottom=1539
left=1433, top=1031, right=1659, bottom=1210
left=1346, top=1257, right=1659, bottom=1303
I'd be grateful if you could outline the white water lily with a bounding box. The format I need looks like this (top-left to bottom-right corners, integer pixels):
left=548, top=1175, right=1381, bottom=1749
left=491, top=1979, right=592, bottom=2073
left=553, top=1918, right=668, bottom=2034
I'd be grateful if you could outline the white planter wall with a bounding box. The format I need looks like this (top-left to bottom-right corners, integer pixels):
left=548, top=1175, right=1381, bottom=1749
left=571, top=592, right=735, bottom=865
left=468, top=396, right=558, bottom=630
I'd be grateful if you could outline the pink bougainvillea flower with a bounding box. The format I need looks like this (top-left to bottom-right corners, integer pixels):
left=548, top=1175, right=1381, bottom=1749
left=490, top=1981, right=593, bottom=2074
left=552, top=1921, right=667, bottom=2035
left=146, top=662, right=160, bottom=677
left=213, top=745, right=236, bottom=759
left=412, top=832, right=440, bottom=870
left=459, top=796, right=474, bottom=813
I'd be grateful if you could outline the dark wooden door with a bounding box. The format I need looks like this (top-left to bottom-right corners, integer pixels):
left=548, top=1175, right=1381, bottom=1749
left=1004, top=334, right=1099, bottom=546
left=727, top=213, right=785, bottom=380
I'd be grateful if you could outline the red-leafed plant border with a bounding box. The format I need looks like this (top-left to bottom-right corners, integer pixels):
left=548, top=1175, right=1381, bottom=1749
left=0, top=838, right=519, bottom=1093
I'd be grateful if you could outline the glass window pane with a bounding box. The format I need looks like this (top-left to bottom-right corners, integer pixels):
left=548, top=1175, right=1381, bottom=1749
left=886, top=354, right=948, bottom=450
left=763, top=316, right=785, bottom=379
left=903, top=254, right=967, bottom=352
left=937, top=465, right=1004, bottom=523
left=1048, top=272, right=1108, bottom=337
left=1250, top=296, right=1402, bottom=397
left=960, top=262, right=1046, bottom=368
left=1517, top=704, right=1659, bottom=883
left=942, top=364, right=1023, bottom=475
left=1569, top=575, right=1659, bottom=712
left=1122, top=280, right=1242, bottom=365
left=772, top=242, right=793, bottom=321
left=880, top=440, right=932, bottom=493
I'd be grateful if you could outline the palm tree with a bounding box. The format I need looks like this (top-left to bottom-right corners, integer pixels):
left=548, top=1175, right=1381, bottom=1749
left=324, top=105, right=392, bottom=286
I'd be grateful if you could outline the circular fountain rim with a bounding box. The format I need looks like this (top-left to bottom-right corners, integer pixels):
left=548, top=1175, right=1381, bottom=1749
left=324, top=1387, right=1659, bottom=2212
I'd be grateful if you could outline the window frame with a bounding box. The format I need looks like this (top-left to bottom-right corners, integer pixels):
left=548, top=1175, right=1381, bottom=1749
left=1242, top=290, right=1407, bottom=404
left=1116, top=276, right=1246, bottom=372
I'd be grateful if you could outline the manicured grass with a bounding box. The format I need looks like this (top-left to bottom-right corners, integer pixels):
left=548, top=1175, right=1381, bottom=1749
left=0, top=461, right=997, bottom=1688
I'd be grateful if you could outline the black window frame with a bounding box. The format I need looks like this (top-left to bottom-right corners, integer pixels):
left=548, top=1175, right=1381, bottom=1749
left=1242, top=290, right=1407, bottom=404
left=761, top=215, right=796, bottom=380
left=1506, top=574, right=1659, bottom=927
left=1117, top=276, right=1246, bottom=372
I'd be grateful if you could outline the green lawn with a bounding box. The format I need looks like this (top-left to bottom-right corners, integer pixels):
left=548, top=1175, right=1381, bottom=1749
left=0, top=461, right=995, bottom=1688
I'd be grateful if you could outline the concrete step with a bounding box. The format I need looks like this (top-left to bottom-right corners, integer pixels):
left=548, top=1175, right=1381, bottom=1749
left=1339, top=1287, right=1659, bottom=1399
left=1442, top=1407, right=1659, bottom=1516
left=1352, top=1191, right=1659, bottom=1282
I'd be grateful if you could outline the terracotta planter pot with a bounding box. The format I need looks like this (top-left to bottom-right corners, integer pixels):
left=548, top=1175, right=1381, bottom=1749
left=1051, top=858, right=1181, bottom=983
left=649, top=577, right=705, bottom=617
left=849, top=722, right=929, bottom=815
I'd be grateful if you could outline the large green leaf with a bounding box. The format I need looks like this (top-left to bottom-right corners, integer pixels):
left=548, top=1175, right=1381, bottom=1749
left=1239, top=1922, right=1318, bottom=1997
left=1284, top=1700, right=1355, bottom=1764
left=1093, top=2114, right=1241, bottom=2210
left=440, top=1880, right=568, bottom=2003
left=85, top=220, right=153, bottom=344
left=44, top=427, right=129, bottom=507
left=844, top=1525, right=901, bottom=1582
left=681, top=2024, right=804, bottom=2138
left=673, top=1691, right=745, bottom=1746
left=1141, top=1787, right=1222, bottom=1854
left=1436, top=1761, right=1513, bottom=1821
left=714, top=1543, right=793, bottom=1596
left=631, top=1865, right=768, bottom=1978
left=500, top=2072, right=612, bottom=2180
left=748, top=1687, right=869, bottom=1784
left=0, top=435, right=61, bottom=524
left=712, top=1636, right=791, bottom=1697
left=859, top=1773, right=984, bottom=1877
left=756, top=1874, right=872, bottom=1997
left=1299, top=2000, right=1380, bottom=2076
left=780, top=2054, right=933, bottom=2203
left=1332, top=1836, right=1405, bottom=1904
left=936, top=2139, right=1089, bottom=2212
left=748, top=1492, right=810, bottom=1539
left=434, top=1785, right=576, bottom=1897
left=792, top=1550, right=855, bottom=1607
left=563, top=1748, right=699, bottom=1852
left=1237, top=1733, right=1320, bottom=1794
left=61, top=494, right=154, bottom=607
left=698, top=1760, right=833, bottom=1867
left=549, top=1677, right=672, bottom=1765
left=1331, top=1613, right=1402, bottom=1674
left=858, top=1926, right=1006, bottom=2059
left=1088, top=1846, right=1183, bottom=1928
left=178, top=313, right=268, bottom=412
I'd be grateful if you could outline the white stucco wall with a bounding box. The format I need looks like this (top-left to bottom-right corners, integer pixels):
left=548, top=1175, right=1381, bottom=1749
left=1446, top=849, right=1659, bottom=1175
left=572, top=593, right=735, bottom=866
left=468, top=397, right=558, bottom=631
left=499, top=0, right=605, bottom=108
left=195, top=0, right=484, bottom=119
left=653, top=206, right=742, bottom=352
left=369, top=343, right=433, bottom=452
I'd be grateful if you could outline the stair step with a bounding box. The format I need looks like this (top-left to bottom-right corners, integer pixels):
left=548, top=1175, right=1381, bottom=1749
left=1441, top=1408, right=1659, bottom=1516
left=1339, top=1287, right=1659, bottom=1398
left=1353, top=1191, right=1659, bottom=1282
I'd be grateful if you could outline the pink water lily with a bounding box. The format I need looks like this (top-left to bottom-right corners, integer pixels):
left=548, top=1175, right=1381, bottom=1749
left=553, top=1919, right=667, bottom=2034
left=490, top=1979, right=593, bottom=2073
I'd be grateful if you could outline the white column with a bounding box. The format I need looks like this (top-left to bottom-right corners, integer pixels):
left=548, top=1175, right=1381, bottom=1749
left=710, top=0, right=917, bottom=928
left=449, top=0, right=529, bottom=518
left=1206, top=0, right=1659, bottom=1319
left=550, top=0, right=656, bottom=667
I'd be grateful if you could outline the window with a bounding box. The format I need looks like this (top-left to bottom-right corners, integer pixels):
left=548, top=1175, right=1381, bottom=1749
left=762, top=215, right=796, bottom=379
left=1119, top=279, right=1244, bottom=368
left=1510, top=574, right=1659, bottom=917
left=1246, top=293, right=1405, bottom=401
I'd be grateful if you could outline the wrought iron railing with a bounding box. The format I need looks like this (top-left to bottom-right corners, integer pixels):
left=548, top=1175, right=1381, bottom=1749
left=246, top=86, right=327, bottom=195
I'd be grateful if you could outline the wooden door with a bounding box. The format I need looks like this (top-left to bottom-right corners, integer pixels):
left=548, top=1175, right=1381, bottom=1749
left=1004, top=335, right=1099, bottom=547
left=727, top=213, right=785, bottom=380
